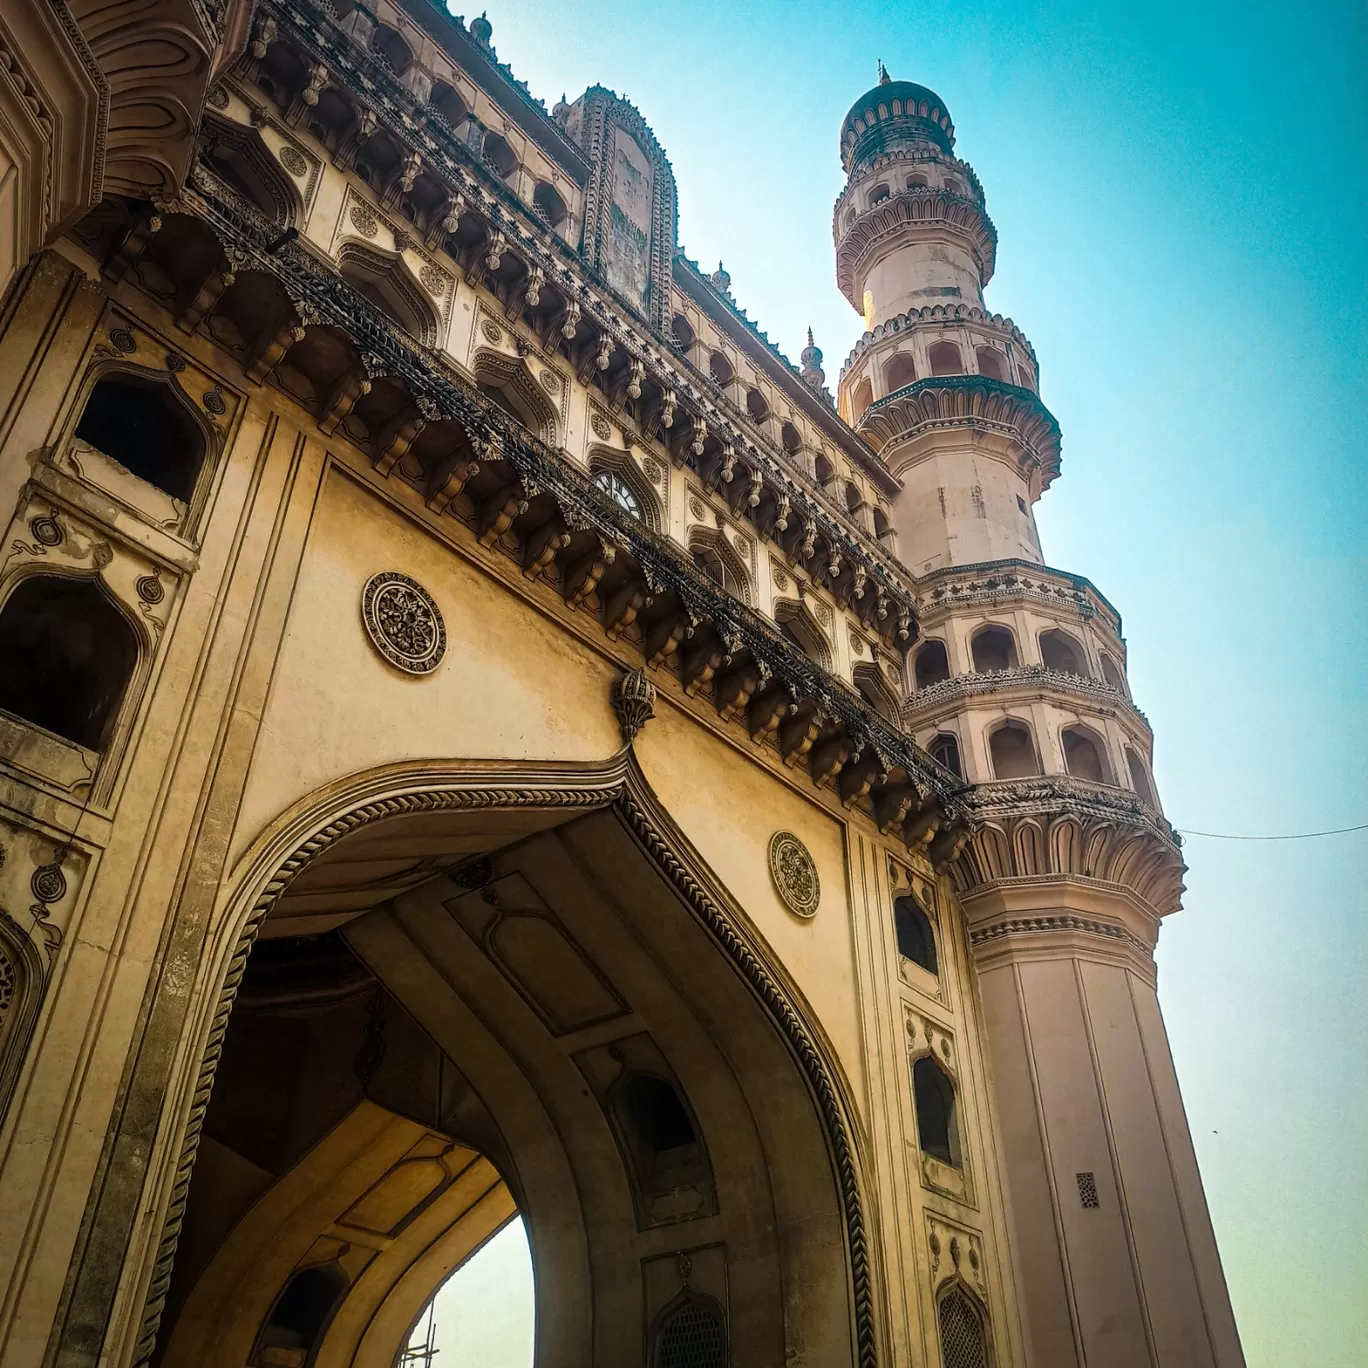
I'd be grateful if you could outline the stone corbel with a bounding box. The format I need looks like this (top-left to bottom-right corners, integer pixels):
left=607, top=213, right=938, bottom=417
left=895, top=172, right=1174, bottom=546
left=874, top=784, right=916, bottom=836
left=747, top=683, right=793, bottom=745
left=773, top=492, right=791, bottom=533
left=603, top=573, right=652, bottom=640
left=521, top=519, right=570, bottom=580
left=320, top=351, right=382, bottom=435
left=643, top=609, right=694, bottom=670
left=429, top=191, right=469, bottom=249
left=903, top=798, right=942, bottom=850
left=716, top=656, right=767, bottom=722
left=178, top=245, right=247, bottom=331
left=928, top=823, right=971, bottom=872
left=682, top=631, right=730, bottom=697
left=560, top=299, right=581, bottom=341
left=287, top=61, right=330, bottom=126
left=779, top=702, right=825, bottom=767
left=625, top=358, right=644, bottom=400
left=105, top=207, right=164, bottom=283
left=373, top=396, right=437, bottom=475
left=810, top=730, right=852, bottom=787
left=246, top=299, right=316, bottom=383
left=337, top=108, right=379, bottom=170
left=383, top=150, right=423, bottom=209
left=563, top=536, right=615, bottom=608
left=838, top=746, right=885, bottom=808
left=708, top=446, right=736, bottom=494
left=477, top=479, right=530, bottom=545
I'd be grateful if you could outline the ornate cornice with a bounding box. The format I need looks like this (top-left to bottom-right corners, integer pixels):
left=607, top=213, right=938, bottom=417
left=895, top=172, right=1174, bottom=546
left=913, top=558, right=1122, bottom=638
left=952, top=776, right=1185, bottom=917
left=905, top=666, right=1149, bottom=731
left=834, top=187, right=998, bottom=308
left=968, top=912, right=1150, bottom=957
left=838, top=303, right=1038, bottom=383
left=856, top=375, right=1062, bottom=491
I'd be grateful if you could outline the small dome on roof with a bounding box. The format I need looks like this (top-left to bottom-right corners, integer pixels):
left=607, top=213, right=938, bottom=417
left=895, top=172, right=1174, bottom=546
left=840, top=74, right=955, bottom=171
left=470, top=10, right=493, bottom=46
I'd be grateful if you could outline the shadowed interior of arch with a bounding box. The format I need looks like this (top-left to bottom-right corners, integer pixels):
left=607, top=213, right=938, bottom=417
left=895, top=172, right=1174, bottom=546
left=152, top=784, right=860, bottom=1368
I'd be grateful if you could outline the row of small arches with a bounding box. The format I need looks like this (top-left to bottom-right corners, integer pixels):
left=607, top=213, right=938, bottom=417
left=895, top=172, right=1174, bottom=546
left=915, top=624, right=1127, bottom=695
left=848, top=340, right=1015, bottom=422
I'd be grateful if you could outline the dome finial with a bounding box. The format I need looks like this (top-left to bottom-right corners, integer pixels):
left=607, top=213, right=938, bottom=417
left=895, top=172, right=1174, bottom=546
left=877, top=59, right=891, bottom=85
left=470, top=10, right=493, bottom=46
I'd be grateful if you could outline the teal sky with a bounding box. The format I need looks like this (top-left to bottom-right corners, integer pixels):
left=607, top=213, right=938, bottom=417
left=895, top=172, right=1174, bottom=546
left=437, top=2, right=1368, bottom=1361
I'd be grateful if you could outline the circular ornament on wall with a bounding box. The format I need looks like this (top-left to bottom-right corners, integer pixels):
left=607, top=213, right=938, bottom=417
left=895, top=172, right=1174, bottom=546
left=361, top=571, right=446, bottom=674
left=590, top=409, right=612, bottom=441
left=769, top=830, right=820, bottom=918
left=419, top=262, right=447, bottom=295
left=481, top=319, right=503, bottom=345
left=278, top=145, right=308, bottom=177
left=349, top=203, right=378, bottom=238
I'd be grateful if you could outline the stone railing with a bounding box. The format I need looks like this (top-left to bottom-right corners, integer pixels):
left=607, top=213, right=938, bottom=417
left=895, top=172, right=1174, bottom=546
left=904, top=665, right=1149, bottom=728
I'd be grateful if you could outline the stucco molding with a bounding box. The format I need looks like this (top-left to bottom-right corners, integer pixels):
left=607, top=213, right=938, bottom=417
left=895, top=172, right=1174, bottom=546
left=904, top=665, right=1150, bottom=731
left=114, top=753, right=877, bottom=1368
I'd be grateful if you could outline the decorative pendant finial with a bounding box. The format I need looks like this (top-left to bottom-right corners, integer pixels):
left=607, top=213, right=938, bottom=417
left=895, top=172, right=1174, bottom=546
left=611, top=668, right=657, bottom=743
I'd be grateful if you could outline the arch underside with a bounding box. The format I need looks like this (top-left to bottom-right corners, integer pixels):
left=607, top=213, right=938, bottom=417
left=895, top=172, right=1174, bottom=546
left=152, top=760, right=868, bottom=1368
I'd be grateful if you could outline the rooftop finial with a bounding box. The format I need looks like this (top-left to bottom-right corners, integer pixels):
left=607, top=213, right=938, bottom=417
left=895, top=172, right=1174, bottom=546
left=877, top=59, right=891, bottom=85
left=470, top=10, right=493, bottom=46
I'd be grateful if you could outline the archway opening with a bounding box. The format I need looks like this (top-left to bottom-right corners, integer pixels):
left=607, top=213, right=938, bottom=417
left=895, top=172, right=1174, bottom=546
left=0, top=575, right=138, bottom=750
left=970, top=626, right=1017, bottom=674
left=1040, top=629, right=1087, bottom=677
left=75, top=373, right=207, bottom=502
left=988, top=721, right=1040, bottom=779
left=928, top=341, right=963, bottom=376
left=914, top=639, right=950, bottom=689
left=1062, top=725, right=1110, bottom=784
left=913, top=1056, right=958, bottom=1166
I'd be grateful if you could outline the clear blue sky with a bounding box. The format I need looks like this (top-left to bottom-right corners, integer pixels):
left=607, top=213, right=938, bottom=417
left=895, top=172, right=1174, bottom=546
left=442, top=2, right=1368, bottom=1361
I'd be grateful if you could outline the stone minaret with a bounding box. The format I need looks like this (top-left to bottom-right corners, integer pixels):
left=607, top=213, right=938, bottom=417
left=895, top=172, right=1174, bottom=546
left=835, top=70, right=1246, bottom=1368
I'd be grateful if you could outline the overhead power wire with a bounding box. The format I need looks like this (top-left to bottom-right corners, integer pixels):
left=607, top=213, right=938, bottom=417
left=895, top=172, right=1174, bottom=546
left=1175, top=822, right=1368, bottom=841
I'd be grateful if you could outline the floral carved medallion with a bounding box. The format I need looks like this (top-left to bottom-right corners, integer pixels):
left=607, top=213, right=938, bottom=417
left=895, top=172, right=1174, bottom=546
left=278, top=145, right=308, bottom=177
left=360, top=571, right=446, bottom=674
left=769, top=831, right=820, bottom=918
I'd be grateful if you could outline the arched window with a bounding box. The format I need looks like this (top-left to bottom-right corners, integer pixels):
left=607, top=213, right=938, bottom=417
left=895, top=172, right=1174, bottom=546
left=653, top=1293, right=726, bottom=1368
left=851, top=377, right=874, bottom=422
left=1100, top=653, right=1127, bottom=694
left=370, top=24, right=413, bottom=75
left=1062, top=726, right=1111, bottom=783
left=775, top=603, right=829, bottom=669
left=259, top=1263, right=347, bottom=1357
left=339, top=249, right=438, bottom=345
left=869, top=183, right=890, bottom=206
left=938, top=1285, right=989, bottom=1368
left=0, top=576, right=139, bottom=750
left=970, top=625, right=1017, bottom=673
left=429, top=81, right=468, bottom=129
left=691, top=538, right=747, bottom=600
left=855, top=662, right=902, bottom=723
left=1040, top=628, right=1087, bottom=677
left=481, top=131, right=518, bottom=182
left=895, top=896, right=938, bottom=974
left=913, top=1055, right=958, bottom=1165
left=907, top=174, right=929, bottom=189
left=1126, top=747, right=1157, bottom=806
left=814, top=452, right=835, bottom=487
left=780, top=420, right=801, bottom=456
left=845, top=482, right=864, bottom=516
left=914, top=640, right=951, bottom=689
left=745, top=386, right=770, bottom=423
left=930, top=732, right=962, bottom=777
left=943, top=176, right=965, bottom=197
left=201, top=120, right=299, bottom=226
left=883, top=351, right=917, bottom=392
left=989, top=720, right=1040, bottom=779
left=611, top=1072, right=711, bottom=1209
left=872, top=506, right=895, bottom=549
left=975, top=345, right=1006, bottom=381
left=532, top=180, right=568, bottom=231
left=708, top=350, right=734, bottom=387
left=670, top=313, right=696, bottom=351
left=593, top=468, right=642, bottom=520
left=75, top=373, right=207, bottom=503
left=928, top=341, right=963, bottom=376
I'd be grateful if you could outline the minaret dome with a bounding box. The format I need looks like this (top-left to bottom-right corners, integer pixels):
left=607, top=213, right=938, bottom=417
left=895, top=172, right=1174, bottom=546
left=840, top=76, right=956, bottom=172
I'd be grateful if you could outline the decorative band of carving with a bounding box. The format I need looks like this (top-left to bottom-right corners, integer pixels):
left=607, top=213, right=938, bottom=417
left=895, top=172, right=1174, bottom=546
left=134, top=771, right=875, bottom=1368
left=969, top=913, right=1150, bottom=956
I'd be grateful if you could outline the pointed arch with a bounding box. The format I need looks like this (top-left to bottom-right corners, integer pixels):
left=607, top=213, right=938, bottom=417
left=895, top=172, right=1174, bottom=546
left=936, top=1279, right=991, bottom=1368
left=337, top=242, right=441, bottom=347
left=0, top=907, right=46, bottom=1126
left=471, top=349, right=561, bottom=446
left=773, top=598, right=832, bottom=670
left=853, top=661, right=901, bottom=723
left=200, top=114, right=304, bottom=228
left=649, top=1287, right=728, bottom=1368
left=688, top=526, right=751, bottom=604
left=587, top=445, right=660, bottom=531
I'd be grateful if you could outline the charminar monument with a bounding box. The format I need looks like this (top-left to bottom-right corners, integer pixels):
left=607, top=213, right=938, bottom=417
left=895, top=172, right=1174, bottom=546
left=0, top=2, right=1244, bottom=1366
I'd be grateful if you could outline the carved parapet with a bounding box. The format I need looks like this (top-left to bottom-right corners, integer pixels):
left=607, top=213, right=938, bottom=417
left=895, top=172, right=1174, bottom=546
left=904, top=665, right=1150, bottom=732
left=951, top=776, right=1187, bottom=967
left=856, top=376, right=1062, bottom=492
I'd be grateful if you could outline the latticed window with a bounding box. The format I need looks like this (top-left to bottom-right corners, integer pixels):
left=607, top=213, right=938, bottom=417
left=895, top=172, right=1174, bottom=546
left=592, top=468, right=642, bottom=520
left=938, top=1286, right=988, bottom=1368
left=655, top=1297, right=725, bottom=1368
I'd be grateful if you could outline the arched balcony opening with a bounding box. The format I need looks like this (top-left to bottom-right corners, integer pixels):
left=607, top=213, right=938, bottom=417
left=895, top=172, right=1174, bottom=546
left=844, top=482, right=864, bottom=517
left=532, top=180, right=568, bottom=231
left=814, top=452, right=835, bottom=488
left=872, top=506, right=895, bottom=550
left=883, top=351, right=917, bottom=393
left=894, top=896, right=938, bottom=975
left=988, top=719, right=1040, bottom=779
left=1101, top=653, right=1127, bottom=694
left=780, top=420, right=801, bottom=456
left=480, top=131, right=518, bottom=183
left=370, top=24, right=413, bottom=76
left=75, top=372, right=208, bottom=503
left=854, top=662, right=902, bottom=724
left=254, top=1263, right=348, bottom=1363
left=689, top=534, right=750, bottom=603
left=1040, top=628, right=1088, bottom=677
left=429, top=82, right=468, bottom=130
left=1062, top=725, right=1111, bottom=784
left=1127, top=747, right=1158, bottom=807
left=745, top=386, right=770, bottom=424
left=0, top=575, right=139, bottom=751
left=338, top=244, right=440, bottom=346
left=707, top=350, right=734, bottom=388
left=970, top=625, right=1018, bottom=673
left=914, top=639, right=950, bottom=689
left=913, top=1056, right=959, bottom=1166
left=851, top=377, right=874, bottom=422
left=670, top=313, right=695, bottom=352
left=975, top=345, right=1006, bottom=381
left=868, top=183, right=890, bottom=206
left=774, top=601, right=830, bottom=670
left=906, top=173, right=929, bottom=189
left=929, top=732, right=962, bottom=778
left=928, top=340, right=963, bottom=376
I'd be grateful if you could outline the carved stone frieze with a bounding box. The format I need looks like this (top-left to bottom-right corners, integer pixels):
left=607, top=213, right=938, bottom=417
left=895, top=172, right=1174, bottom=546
left=905, top=664, right=1149, bottom=730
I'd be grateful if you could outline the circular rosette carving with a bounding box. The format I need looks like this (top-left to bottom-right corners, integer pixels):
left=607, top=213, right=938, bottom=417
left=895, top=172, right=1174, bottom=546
left=769, top=831, right=821, bottom=918
left=361, top=571, right=447, bottom=674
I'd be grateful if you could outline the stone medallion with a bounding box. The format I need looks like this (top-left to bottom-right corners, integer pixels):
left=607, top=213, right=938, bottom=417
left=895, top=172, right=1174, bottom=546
left=769, top=830, right=820, bottom=918
left=360, top=571, right=446, bottom=674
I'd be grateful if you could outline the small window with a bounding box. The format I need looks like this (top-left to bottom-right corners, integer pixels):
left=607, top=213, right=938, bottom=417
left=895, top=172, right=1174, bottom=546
left=869, top=183, right=891, bottom=206
left=370, top=25, right=413, bottom=76
left=1016, top=496, right=1027, bottom=514
left=930, top=732, right=962, bottom=777
left=75, top=374, right=207, bottom=503
left=975, top=345, right=1006, bottom=381
left=1062, top=726, right=1110, bottom=784
left=844, top=482, right=863, bottom=516
left=915, top=640, right=951, bottom=689
left=873, top=506, right=894, bottom=548
left=1077, top=1171, right=1100, bottom=1208
left=430, top=82, right=468, bottom=129
left=928, top=340, right=963, bottom=376
left=708, top=350, right=734, bottom=387
left=814, top=452, right=835, bottom=487
left=780, top=420, right=801, bottom=455
left=937, top=1286, right=989, bottom=1368
left=1100, top=653, right=1126, bottom=694
left=260, top=1264, right=347, bottom=1355
left=480, top=130, right=517, bottom=181
left=883, top=351, right=917, bottom=392
left=943, top=176, right=964, bottom=197
left=1040, top=629, right=1086, bottom=676
left=907, top=174, right=929, bottom=189
left=654, top=1295, right=726, bottom=1368
left=745, top=386, right=770, bottom=423
left=670, top=312, right=696, bottom=351
left=593, top=468, right=642, bottom=520
left=970, top=625, right=1017, bottom=673
left=851, top=377, right=874, bottom=422
left=0, top=576, right=138, bottom=750
left=692, top=542, right=745, bottom=598
left=776, top=606, right=828, bottom=668
left=913, top=1056, right=958, bottom=1165
left=895, top=896, right=938, bottom=974
left=532, top=180, right=567, bottom=231
left=989, top=720, right=1039, bottom=779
